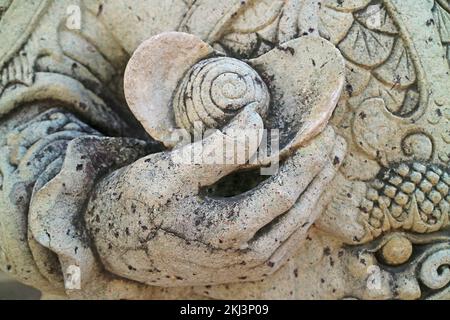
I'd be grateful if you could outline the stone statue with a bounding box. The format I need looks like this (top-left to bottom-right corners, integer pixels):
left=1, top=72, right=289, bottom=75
left=0, top=0, right=448, bottom=300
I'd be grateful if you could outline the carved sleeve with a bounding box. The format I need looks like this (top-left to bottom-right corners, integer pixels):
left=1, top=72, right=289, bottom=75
left=0, top=0, right=160, bottom=290
left=0, top=106, right=99, bottom=293
left=0, top=101, right=159, bottom=297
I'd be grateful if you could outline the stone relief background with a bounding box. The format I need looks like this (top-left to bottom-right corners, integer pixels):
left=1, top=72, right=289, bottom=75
left=0, top=0, right=448, bottom=300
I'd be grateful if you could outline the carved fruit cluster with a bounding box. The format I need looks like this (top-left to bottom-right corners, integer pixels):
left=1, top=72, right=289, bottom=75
left=360, top=162, right=450, bottom=234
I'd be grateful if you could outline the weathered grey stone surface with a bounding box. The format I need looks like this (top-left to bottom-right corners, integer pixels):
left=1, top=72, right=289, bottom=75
left=0, top=0, right=448, bottom=300
left=0, top=272, right=41, bottom=299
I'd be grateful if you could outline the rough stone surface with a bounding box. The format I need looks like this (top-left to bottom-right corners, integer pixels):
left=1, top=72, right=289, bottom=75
left=0, top=272, right=41, bottom=300
left=0, top=0, right=448, bottom=300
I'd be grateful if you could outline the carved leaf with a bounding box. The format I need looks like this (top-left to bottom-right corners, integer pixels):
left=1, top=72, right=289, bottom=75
left=351, top=98, right=400, bottom=162
left=319, top=6, right=354, bottom=45
left=440, top=125, right=450, bottom=163
left=343, top=60, right=371, bottom=99
left=0, top=36, right=36, bottom=95
left=339, top=145, right=381, bottom=180
left=435, top=3, right=450, bottom=43
left=348, top=77, right=406, bottom=113
left=338, top=21, right=395, bottom=67
left=354, top=3, right=398, bottom=35
left=230, top=0, right=284, bottom=34
left=220, top=32, right=259, bottom=59
left=437, top=0, right=450, bottom=12
left=0, top=0, right=12, bottom=21
left=324, top=0, right=371, bottom=12
left=219, top=19, right=279, bottom=59
left=398, top=87, right=420, bottom=117
left=373, top=39, right=416, bottom=89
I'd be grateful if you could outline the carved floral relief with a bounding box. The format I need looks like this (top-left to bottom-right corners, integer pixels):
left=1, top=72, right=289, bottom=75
left=0, top=0, right=448, bottom=300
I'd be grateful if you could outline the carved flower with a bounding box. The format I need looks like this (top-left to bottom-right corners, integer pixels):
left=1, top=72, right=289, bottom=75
left=124, top=32, right=345, bottom=165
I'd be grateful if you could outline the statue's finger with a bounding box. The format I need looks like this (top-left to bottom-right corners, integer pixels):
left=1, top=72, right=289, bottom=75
left=200, top=127, right=338, bottom=249
left=247, top=136, right=347, bottom=260
left=168, top=107, right=264, bottom=187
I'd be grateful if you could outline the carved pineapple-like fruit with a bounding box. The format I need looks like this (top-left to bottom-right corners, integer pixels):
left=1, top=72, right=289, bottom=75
left=360, top=162, right=450, bottom=234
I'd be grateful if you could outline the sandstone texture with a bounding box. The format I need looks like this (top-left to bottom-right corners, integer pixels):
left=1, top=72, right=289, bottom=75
left=0, top=0, right=448, bottom=300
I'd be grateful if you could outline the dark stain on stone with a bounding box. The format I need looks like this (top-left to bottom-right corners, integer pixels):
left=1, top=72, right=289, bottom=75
left=277, top=45, right=295, bottom=56
left=333, top=156, right=340, bottom=165
left=346, top=84, right=354, bottom=97
left=96, top=4, right=103, bottom=16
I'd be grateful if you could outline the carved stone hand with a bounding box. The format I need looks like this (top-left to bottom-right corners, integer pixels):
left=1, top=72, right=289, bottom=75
left=84, top=116, right=345, bottom=286
left=75, top=32, right=346, bottom=286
